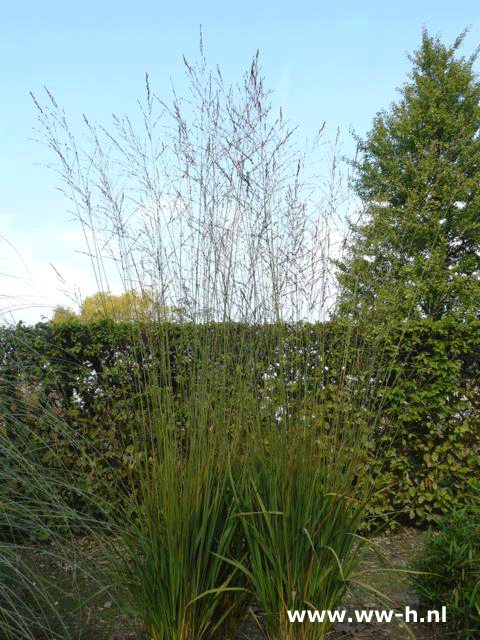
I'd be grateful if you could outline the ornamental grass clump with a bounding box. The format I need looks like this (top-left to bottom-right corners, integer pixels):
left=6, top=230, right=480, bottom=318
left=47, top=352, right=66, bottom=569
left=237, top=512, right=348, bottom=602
left=0, top=440, right=73, bottom=640
left=111, top=328, right=253, bottom=640
left=226, top=323, right=377, bottom=640
left=32, top=33, right=397, bottom=640
left=230, top=433, right=368, bottom=640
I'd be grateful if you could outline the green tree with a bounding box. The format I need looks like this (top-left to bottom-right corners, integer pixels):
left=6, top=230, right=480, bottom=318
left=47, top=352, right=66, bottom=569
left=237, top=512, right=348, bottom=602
left=336, top=29, right=480, bottom=323
left=51, top=305, right=78, bottom=324
left=51, top=290, right=184, bottom=324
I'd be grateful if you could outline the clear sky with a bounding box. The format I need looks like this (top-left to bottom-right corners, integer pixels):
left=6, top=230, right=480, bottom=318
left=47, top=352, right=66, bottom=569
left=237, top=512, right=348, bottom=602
left=2, top=0, right=479, bottom=324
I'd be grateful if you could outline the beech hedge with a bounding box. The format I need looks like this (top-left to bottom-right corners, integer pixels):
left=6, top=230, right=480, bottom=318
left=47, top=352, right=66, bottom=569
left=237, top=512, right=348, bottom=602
left=1, top=318, right=478, bottom=532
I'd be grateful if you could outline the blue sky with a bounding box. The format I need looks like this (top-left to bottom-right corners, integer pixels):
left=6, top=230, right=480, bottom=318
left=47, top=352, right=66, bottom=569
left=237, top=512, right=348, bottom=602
left=1, top=0, right=479, bottom=323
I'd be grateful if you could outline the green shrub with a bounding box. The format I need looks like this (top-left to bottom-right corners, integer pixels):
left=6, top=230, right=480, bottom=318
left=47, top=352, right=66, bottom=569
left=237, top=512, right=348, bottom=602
left=411, top=497, right=480, bottom=639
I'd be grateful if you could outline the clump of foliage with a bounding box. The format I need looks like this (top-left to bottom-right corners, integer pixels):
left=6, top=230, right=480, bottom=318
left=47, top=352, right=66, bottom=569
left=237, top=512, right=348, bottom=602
left=410, top=487, right=480, bottom=639
left=365, top=317, right=480, bottom=529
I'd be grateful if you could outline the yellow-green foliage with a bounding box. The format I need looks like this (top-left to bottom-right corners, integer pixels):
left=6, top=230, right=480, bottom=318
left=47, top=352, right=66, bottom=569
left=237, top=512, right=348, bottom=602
left=51, top=290, right=184, bottom=324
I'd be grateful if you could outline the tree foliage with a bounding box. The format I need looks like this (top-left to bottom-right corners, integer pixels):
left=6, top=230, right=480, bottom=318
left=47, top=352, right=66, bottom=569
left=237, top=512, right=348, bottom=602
left=336, top=29, right=480, bottom=322
left=51, top=306, right=78, bottom=324
left=51, top=290, right=183, bottom=324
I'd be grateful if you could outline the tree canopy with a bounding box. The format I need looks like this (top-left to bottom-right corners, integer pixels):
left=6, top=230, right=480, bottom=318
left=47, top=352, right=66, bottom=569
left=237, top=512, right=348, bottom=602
left=51, top=290, right=184, bottom=324
left=335, top=29, right=480, bottom=323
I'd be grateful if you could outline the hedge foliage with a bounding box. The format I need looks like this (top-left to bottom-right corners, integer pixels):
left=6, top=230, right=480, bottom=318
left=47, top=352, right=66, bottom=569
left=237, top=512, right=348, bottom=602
left=367, top=319, right=480, bottom=527
left=1, top=318, right=479, bottom=532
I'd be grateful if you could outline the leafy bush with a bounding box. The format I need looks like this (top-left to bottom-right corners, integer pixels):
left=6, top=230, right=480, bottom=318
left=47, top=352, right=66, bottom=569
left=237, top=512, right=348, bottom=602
left=411, top=496, right=480, bottom=639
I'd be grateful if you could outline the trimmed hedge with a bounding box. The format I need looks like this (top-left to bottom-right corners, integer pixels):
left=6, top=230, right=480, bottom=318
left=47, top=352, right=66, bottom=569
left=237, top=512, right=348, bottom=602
left=368, top=318, right=480, bottom=528
left=1, top=318, right=479, bottom=532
